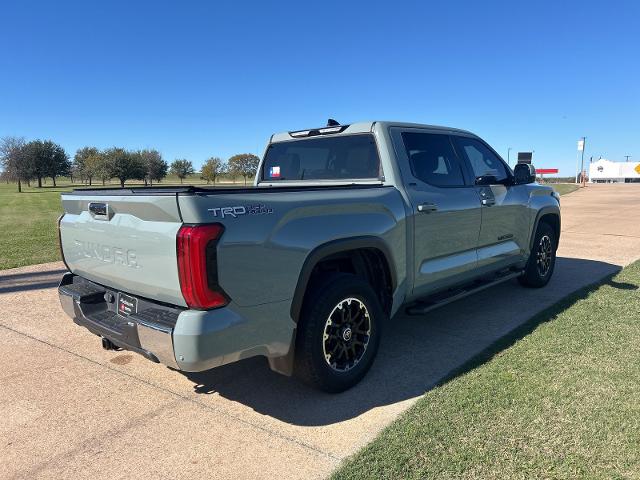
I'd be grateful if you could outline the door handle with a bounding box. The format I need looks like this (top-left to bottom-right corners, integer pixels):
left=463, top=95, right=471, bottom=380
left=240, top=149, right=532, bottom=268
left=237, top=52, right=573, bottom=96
left=417, top=202, right=438, bottom=213
left=479, top=188, right=495, bottom=206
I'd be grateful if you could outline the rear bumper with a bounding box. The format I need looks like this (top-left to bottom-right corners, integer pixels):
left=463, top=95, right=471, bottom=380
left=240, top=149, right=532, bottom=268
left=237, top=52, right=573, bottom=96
left=59, top=273, right=179, bottom=368
left=58, top=273, right=295, bottom=373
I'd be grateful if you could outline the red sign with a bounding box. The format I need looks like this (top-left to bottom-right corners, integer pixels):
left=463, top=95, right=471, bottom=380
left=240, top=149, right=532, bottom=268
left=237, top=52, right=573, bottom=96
left=535, top=168, right=559, bottom=174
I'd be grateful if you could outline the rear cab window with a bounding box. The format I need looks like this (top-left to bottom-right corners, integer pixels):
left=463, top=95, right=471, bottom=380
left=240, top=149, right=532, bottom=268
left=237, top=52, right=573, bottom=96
left=261, top=134, right=381, bottom=181
left=401, top=132, right=467, bottom=187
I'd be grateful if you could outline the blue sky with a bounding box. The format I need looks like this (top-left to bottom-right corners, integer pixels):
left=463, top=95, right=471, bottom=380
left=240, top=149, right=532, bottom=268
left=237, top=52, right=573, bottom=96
left=1, top=1, right=638, bottom=175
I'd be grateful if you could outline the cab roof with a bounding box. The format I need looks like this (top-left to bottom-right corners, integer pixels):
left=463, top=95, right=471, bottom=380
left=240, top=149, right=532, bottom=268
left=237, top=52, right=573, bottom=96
left=270, top=121, right=475, bottom=143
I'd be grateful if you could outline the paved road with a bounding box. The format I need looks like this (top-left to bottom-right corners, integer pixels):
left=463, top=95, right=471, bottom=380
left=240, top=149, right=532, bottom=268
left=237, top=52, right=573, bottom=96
left=2, top=184, right=639, bottom=480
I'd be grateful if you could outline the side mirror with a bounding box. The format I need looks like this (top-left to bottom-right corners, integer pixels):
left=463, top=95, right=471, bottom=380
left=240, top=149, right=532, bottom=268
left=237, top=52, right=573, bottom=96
left=475, top=174, right=498, bottom=186
left=513, top=163, right=536, bottom=184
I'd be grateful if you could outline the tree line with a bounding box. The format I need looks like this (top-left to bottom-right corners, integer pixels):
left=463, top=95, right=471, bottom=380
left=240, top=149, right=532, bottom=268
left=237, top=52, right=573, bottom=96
left=0, top=136, right=261, bottom=192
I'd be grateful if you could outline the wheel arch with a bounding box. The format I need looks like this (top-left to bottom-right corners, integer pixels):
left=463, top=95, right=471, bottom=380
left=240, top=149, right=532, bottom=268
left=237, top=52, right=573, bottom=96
left=289, top=237, right=397, bottom=323
left=530, top=207, right=561, bottom=250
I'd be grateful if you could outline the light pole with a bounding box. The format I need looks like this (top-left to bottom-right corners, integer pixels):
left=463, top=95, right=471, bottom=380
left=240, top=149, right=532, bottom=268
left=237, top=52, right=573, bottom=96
left=580, top=137, right=586, bottom=185
left=576, top=137, right=586, bottom=184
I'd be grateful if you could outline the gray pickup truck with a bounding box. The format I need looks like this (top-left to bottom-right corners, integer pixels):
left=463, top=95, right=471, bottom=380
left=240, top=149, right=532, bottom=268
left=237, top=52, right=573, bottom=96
left=58, top=121, right=560, bottom=392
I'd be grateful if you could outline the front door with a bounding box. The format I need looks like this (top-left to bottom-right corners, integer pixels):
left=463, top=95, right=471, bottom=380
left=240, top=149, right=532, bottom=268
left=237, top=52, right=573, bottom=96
left=452, top=135, right=529, bottom=271
left=391, top=128, right=482, bottom=298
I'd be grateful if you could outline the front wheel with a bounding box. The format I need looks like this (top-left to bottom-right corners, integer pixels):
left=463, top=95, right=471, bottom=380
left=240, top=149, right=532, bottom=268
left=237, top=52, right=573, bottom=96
left=294, top=273, right=384, bottom=393
left=519, top=222, right=557, bottom=288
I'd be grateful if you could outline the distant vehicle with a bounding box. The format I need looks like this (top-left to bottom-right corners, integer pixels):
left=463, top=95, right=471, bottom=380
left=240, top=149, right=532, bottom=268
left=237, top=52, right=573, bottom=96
left=58, top=121, right=560, bottom=392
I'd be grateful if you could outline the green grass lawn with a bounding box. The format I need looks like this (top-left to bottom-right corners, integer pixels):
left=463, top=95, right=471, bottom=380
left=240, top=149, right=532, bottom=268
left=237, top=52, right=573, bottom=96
left=0, top=176, right=248, bottom=270
left=551, top=183, right=580, bottom=196
left=0, top=182, right=70, bottom=269
left=333, top=261, right=640, bottom=480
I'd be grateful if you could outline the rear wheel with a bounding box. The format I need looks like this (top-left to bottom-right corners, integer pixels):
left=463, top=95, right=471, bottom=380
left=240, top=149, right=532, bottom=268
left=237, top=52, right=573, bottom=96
left=294, top=273, right=384, bottom=393
left=519, top=222, right=556, bottom=288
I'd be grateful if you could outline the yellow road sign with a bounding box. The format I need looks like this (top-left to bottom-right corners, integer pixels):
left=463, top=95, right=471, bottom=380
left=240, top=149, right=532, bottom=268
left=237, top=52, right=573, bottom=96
left=635, top=164, right=640, bottom=175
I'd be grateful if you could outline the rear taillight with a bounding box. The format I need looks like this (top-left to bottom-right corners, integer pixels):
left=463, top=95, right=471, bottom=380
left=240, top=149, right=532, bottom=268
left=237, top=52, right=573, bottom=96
left=176, top=224, right=229, bottom=309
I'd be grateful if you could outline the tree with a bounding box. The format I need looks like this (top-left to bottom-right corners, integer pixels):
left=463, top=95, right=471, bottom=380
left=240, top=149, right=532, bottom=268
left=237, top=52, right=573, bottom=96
left=74, top=146, right=100, bottom=185
left=140, top=149, right=168, bottom=186
left=21, top=140, right=70, bottom=187
left=200, top=157, right=225, bottom=184
left=41, top=140, right=70, bottom=187
left=93, top=151, right=111, bottom=185
left=104, top=147, right=146, bottom=187
left=170, top=159, right=194, bottom=184
left=228, top=153, right=260, bottom=185
left=0, top=136, right=27, bottom=192
left=21, top=141, right=46, bottom=187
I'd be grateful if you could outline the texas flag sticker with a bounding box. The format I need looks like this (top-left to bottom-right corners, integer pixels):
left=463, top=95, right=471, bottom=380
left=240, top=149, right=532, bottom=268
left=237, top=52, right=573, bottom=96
left=269, top=166, right=281, bottom=178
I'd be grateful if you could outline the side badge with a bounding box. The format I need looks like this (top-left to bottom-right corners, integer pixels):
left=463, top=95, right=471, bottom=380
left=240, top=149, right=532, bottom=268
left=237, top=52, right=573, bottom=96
left=208, top=204, right=273, bottom=219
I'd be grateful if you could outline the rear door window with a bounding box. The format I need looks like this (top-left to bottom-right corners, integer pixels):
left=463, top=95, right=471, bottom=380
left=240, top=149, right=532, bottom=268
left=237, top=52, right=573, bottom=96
left=401, top=132, right=466, bottom=187
left=262, top=134, right=380, bottom=181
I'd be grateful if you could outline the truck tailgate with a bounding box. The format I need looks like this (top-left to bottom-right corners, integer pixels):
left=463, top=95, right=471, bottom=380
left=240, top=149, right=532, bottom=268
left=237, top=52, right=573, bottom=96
left=59, top=193, right=186, bottom=307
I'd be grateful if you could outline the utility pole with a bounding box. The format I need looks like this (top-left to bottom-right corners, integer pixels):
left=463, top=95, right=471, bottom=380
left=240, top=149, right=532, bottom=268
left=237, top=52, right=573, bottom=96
left=576, top=137, right=586, bottom=184
left=580, top=137, right=586, bottom=186
left=625, top=155, right=631, bottom=162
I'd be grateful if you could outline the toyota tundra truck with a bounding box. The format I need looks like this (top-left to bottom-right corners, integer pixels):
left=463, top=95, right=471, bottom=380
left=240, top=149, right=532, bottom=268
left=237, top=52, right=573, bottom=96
left=58, top=121, right=560, bottom=392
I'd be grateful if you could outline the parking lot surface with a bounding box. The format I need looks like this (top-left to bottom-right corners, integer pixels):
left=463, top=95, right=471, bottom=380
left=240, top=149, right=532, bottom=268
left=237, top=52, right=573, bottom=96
left=2, top=184, right=640, bottom=480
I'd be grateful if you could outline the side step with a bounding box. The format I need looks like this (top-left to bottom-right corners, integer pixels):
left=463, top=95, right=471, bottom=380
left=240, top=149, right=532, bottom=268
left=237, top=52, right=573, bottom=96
left=405, top=270, right=523, bottom=316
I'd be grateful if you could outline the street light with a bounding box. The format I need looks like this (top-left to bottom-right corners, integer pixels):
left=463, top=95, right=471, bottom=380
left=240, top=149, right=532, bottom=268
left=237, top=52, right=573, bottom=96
left=576, top=137, right=586, bottom=184
left=580, top=139, right=586, bottom=185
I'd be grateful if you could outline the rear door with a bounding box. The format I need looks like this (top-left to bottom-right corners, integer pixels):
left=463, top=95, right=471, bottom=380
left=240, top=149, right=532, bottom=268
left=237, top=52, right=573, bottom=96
left=452, top=135, right=529, bottom=271
left=59, top=192, right=186, bottom=306
left=391, top=128, right=481, bottom=298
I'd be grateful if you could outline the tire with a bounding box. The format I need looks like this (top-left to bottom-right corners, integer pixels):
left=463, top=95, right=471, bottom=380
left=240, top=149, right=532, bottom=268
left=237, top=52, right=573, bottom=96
left=519, top=221, right=557, bottom=288
left=294, top=273, right=384, bottom=393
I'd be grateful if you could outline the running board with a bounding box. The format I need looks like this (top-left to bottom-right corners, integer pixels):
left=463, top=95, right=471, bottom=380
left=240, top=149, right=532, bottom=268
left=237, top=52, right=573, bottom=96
left=405, top=270, right=523, bottom=316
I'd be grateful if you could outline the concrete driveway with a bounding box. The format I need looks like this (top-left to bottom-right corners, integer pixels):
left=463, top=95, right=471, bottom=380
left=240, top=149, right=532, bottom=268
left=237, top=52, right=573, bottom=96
left=2, top=184, right=639, bottom=480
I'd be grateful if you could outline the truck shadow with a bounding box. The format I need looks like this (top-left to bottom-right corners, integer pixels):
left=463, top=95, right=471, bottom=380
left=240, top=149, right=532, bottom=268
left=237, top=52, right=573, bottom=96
left=184, top=256, right=626, bottom=426
left=0, top=268, right=68, bottom=294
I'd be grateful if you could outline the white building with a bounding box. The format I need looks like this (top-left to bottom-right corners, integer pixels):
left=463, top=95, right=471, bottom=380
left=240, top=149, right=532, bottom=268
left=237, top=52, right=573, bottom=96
left=589, top=158, right=640, bottom=183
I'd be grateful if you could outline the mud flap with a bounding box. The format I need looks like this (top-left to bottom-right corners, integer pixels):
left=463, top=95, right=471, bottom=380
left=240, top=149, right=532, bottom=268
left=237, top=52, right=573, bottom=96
left=267, top=328, right=296, bottom=376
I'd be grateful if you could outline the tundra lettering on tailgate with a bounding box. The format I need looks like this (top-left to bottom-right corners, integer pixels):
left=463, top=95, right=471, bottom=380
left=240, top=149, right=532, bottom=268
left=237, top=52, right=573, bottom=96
left=73, top=240, right=140, bottom=268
